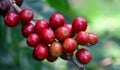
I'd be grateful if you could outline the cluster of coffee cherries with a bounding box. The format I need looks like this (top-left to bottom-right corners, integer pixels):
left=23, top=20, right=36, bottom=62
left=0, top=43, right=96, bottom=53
left=3, top=1, right=98, bottom=65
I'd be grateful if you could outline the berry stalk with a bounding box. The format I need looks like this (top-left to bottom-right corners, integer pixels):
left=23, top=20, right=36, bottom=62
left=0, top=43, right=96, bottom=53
left=69, top=58, right=85, bottom=70
left=63, top=52, right=85, bottom=70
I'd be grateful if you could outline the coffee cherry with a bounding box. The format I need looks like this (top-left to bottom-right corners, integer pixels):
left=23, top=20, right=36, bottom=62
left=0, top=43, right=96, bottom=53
left=63, top=24, right=75, bottom=37
left=62, top=38, right=77, bottom=52
left=50, top=42, right=62, bottom=57
left=26, top=33, right=40, bottom=47
left=15, top=0, right=24, bottom=7
left=88, top=33, right=98, bottom=45
left=55, top=27, right=70, bottom=41
left=47, top=53, right=58, bottom=62
left=76, top=48, right=92, bottom=64
left=60, top=52, right=73, bottom=60
left=35, top=20, right=49, bottom=35
left=41, top=29, right=55, bottom=44
left=4, top=12, right=19, bottom=27
left=22, top=22, right=35, bottom=38
left=49, top=13, right=65, bottom=30
left=72, top=17, right=87, bottom=33
left=19, top=9, right=34, bottom=23
left=33, top=44, right=48, bottom=61
left=76, top=31, right=89, bottom=45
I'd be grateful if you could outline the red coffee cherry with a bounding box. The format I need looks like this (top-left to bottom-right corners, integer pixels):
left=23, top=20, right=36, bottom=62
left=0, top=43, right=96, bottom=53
left=47, top=53, right=58, bottom=62
left=76, top=48, right=92, bottom=64
left=19, top=9, right=34, bottom=23
left=72, top=17, right=87, bottom=33
left=35, top=20, right=49, bottom=35
left=88, top=33, right=98, bottom=45
left=60, top=52, right=73, bottom=60
left=50, top=42, right=62, bottom=57
left=63, top=24, right=75, bottom=37
left=55, top=27, right=70, bottom=41
left=41, top=29, right=55, bottom=44
left=62, top=38, right=77, bottom=52
left=26, top=33, right=40, bottom=47
left=22, top=22, right=35, bottom=38
left=76, top=31, right=89, bottom=45
left=49, top=13, right=65, bottom=30
left=4, top=12, right=19, bottom=27
left=33, top=44, right=48, bottom=61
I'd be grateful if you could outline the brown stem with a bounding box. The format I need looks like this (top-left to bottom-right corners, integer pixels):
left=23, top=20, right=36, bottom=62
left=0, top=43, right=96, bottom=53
left=63, top=52, right=85, bottom=70
left=9, top=0, right=35, bottom=25
left=69, top=58, right=85, bottom=70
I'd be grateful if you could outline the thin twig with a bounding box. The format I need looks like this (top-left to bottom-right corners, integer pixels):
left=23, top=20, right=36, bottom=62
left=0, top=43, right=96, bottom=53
left=69, top=58, right=85, bottom=70
left=63, top=52, right=86, bottom=70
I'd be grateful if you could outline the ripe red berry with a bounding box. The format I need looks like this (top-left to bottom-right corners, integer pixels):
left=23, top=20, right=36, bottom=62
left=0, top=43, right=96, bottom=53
left=55, top=27, right=70, bottom=41
left=62, top=38, right=77, bottom=52
left=22, top=22, right=35, bottom=38
left=4, top=12, right=19, bottom=27
left=49, top=13, right=65, bottom=30
left=50, top=42, right=62, bottom=57
left=41, top=29, right=55, bottom=44
left=76, top=48, right=92, bottom=64
left=47, top=53, right=58, bottom=62
left=72, top=17, right=87, bottom=33
left=19, top=9, right=34, bottom=23
left=60, top=52, right=73, bottom=60
left=76, top=31, right=89, bottom=45
left=33, top=44, right=48, bottom=61
left=35, top=20, right=49, bottom=35
left=63, top=24, right=75, bottom=37
left=88, top=33, right=98, bottom=45
left=26, top=33, right=40, bottom=47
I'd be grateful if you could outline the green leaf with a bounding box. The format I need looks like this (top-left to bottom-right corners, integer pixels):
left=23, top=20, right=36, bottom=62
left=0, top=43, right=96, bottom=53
left=47, top=0, right=75, bottom=17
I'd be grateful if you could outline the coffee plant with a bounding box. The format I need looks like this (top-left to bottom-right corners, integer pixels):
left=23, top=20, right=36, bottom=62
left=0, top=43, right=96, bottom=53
left=0, top=0, right=99, bottom=70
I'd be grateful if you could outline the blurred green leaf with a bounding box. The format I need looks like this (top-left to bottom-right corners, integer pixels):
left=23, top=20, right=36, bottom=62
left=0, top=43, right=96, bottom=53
left=47, top=0, right=75, bottom=18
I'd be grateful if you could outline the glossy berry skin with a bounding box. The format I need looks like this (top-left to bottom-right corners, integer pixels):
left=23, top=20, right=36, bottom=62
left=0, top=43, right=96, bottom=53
left=76, top=31, right=89, bottom=45
left=41, top=29, right=55, bottom=44
left=55, top=27, right=70, bottom=41
left=22, top=22, right=35, bottom=38
left=47, top=53, right=58, bottom=62
left=4, top=12, right=19, bottom=27
left=72, top=17, right=87, bottom=33
left=50, top=42, right=62, bottom=57
left=35, top=20, right=49, bottom=35
left=15, top=0, right=24, bottom=7
left=76, top=48, right=92, bottom=64
left=26, top=33, right=40, bottom=47
left=62, top=38, right=77, bottom=52
left=33, top=44, right=48, bottom=61
left=49, top=13, right=65, bottom=30
left=63, top=24, right=75, bottom=37
left=60, top=52, right=73, bottom=60
left=19, top=9, right=34, bottom=23
left=88, top=33, right=98, bottom=45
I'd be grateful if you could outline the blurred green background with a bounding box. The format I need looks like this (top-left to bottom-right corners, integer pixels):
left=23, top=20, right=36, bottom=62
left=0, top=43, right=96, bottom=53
left=0, top=0, right=120, bottom=70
